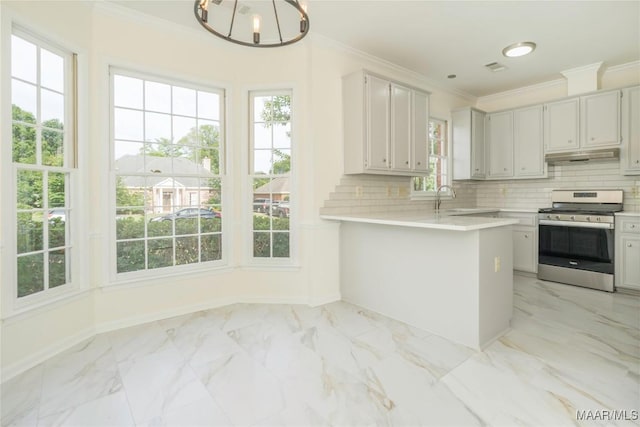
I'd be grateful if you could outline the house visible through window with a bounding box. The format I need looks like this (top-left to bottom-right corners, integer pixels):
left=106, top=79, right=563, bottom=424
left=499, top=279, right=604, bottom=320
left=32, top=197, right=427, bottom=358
left=250, top=91, right=292, bottom=259
left=413, top=118, right=449, bottom=193
left=111, top=71, right=225, bottom=275
left=10, top=30, right=75, bottom=300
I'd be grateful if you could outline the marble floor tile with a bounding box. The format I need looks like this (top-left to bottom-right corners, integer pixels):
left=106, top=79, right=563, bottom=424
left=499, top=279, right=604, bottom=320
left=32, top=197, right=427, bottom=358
left=1, top=275, right=637, bottom=426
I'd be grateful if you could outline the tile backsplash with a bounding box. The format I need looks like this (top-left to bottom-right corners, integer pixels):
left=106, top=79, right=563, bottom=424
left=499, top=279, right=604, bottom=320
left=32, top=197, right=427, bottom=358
left=321, top=161, right=640, bottom=215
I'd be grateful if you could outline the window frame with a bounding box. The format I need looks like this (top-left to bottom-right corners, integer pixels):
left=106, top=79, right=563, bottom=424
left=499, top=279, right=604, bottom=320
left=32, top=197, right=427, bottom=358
left=2, top=24, right=82, bottom=314
left=108, top=68, right=228, bottom=284
left=247, top=89, right=296, bottom=266
left=411, top=117, right=453, bottom=199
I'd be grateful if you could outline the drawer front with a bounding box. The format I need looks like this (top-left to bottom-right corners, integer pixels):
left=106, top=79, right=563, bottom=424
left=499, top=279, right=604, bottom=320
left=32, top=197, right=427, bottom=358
left=618, top=217, right=640, bottom=234
left=500, top=212, right=537, bottom=227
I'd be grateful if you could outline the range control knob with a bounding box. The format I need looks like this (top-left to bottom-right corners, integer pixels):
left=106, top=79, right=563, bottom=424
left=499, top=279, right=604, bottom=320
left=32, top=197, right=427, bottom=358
left=596, top=217, right=601, bottom=222
left=570, top=216, right=576, bottom=221
left=546, top=215, right=551, bottom=220
left=586, top=217, right=591, bottom=222
left=555, top=215, right=561, bottom=220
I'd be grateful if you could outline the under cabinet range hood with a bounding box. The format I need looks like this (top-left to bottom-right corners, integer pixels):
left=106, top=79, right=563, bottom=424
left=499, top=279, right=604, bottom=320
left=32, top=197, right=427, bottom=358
left=545, top=148, right=620, bottom=164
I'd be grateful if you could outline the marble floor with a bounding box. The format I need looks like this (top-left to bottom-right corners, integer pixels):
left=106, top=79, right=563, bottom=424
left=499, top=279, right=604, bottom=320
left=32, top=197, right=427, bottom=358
left=2, top=275, right=639, bottom=426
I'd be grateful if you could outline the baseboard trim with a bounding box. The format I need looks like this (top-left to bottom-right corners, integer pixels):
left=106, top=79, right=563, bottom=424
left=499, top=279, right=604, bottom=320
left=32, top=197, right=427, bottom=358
left=308, top=293, right=342, bottom=307
left=1, top=327, right=95, bottom=384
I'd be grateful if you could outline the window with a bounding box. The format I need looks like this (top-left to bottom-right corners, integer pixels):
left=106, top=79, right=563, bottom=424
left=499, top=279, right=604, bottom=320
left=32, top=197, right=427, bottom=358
left=111, top=70, right=225, bottom=277
left=413, top=118, right=449, bottom=194
left=249, top=91, right=292, bottom=259
left=9, top=30, right=75, bottom=301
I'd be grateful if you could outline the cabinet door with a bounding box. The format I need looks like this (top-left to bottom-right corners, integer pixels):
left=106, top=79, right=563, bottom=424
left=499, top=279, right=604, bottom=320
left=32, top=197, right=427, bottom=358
left=486, top=111, right=513, bottom=178
left=514, top=105, right=544, bottom=177
left=617, top=235, right=640, bottom=290
left=366, top=75, right=390, bottom=170
left=391, top=83, right=412, bottom=171
left=513, top=229, right=537, bottom=273
left=471, top=109, right=486, bottom=178
left=622, top=86, right=640, bottom=174
left=412, top=91, right=429, bottom=172
left=544, top=98, right=579, bottom=152
left=581, top=90, right=620, bottom=148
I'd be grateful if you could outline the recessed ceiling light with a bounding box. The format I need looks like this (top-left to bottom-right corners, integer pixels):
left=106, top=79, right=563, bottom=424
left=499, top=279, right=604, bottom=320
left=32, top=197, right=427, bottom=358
left=502, top=42, right=536, bottom=58
left=447, top=74, right=457, bottom=79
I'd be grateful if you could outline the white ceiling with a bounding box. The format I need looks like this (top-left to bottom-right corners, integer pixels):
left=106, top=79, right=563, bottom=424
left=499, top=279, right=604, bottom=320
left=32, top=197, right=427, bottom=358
left=113, top=0, right=640, bottom=98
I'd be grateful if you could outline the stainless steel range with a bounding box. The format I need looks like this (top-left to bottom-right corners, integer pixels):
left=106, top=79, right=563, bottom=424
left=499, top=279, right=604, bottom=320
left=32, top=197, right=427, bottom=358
left=538, top=190, right=623, bottom=292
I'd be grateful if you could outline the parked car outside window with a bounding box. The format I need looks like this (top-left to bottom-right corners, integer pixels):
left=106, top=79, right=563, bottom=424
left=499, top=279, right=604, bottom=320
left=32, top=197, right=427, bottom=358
left=150, top=207, right=221, bottom=222
left=48, top=208, right=66, bottom=222
left=272, top=202, right=290, bottom=218
left=253, top=198, right=270, bottom=214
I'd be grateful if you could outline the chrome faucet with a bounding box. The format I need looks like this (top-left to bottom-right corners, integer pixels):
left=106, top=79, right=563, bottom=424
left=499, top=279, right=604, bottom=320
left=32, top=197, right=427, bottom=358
left=435, top=185, right=456, bottom=212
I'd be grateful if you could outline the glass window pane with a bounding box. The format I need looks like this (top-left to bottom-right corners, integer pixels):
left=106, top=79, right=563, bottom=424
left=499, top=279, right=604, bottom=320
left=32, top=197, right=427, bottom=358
left=176, top=236, right=198, bottom=265
left=12, top=123, right=37, bottom=164
left=17, top=212, right=43, bottom=254
left=145, top=112, right=172, bottom=143
left=201, top=234, right=221, bottom=262
left=41, top=89, right=64, bottom=125
left=254, top=123, right=272, bottom=149
left=11, top=35, right=37, bottom=83
left=116, top=208, right=144, bottom=240
left=12, top=79, right=37, bottom=123
left=148, top=215, right=173, bottom=238
left=173, top=116, right=197, bottom=143
left=273, top=214, right=289, bottom=230
left=17, top=253, right=44, bottom=297
left=273, top=232, right=290, bottom=258
left=148, top=238, right=174, bottom=269
left=197, top=148, right=219, bottom=175
left=200, top=211, right=221, bottom=233
left=273, top=122, right=291, bottom=149
left=40, top=48, right=64, bottom=93
left=197, top=91, right=220, bottom=120
left=253, top=232, right=270, bottom=257
left=174, top=207, right=198, bottom=236
left=114, top=108, right=143, bottom=141
left=17, top=170, right=43, bottom=209
left=172, top=86, right=196, bottom=117
left=49, top=212, right=66, bottom=248
left=253, top=96, right=269, bottom=122
left=116, top=176, right=144, bottom=208
left=114, top=75, right=143, bottom=109
left=49, top=249, right=67, bottom=288
left=42, top=129, right=64, bottom=167
left=197, top=120, right=220, bottom=148
left=145, top=81, right=171, bottom=113
left=117, top=240, right=145, bottom=273
left=272, top=149, right=291, bottom=175
left=114, top=141, right=143, bottom=167
left=48, top=172, right=66, bottom=208
left=253, top=149, right=271, bottom=174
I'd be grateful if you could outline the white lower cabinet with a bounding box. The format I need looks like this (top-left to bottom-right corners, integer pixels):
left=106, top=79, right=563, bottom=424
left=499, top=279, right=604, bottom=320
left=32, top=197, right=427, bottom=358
left=500, top=211, right=538, bottom=273
left=616, top=216, right=640, bottom=291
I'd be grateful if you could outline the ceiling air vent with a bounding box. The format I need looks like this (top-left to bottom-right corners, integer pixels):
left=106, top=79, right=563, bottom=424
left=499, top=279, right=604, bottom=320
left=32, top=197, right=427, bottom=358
left=485, top=62, right=508, bottom=72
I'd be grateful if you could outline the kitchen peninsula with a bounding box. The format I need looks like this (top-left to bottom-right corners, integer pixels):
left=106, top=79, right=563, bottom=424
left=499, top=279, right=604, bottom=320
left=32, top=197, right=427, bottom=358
left=320, top=212, right=519, bottom=349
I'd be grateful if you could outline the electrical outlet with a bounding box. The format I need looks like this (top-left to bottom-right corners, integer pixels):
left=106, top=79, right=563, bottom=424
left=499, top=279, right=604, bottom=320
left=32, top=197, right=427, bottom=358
left=494, top=256, right=501, bottom=272
left=355, top=186, right=363, bottom=198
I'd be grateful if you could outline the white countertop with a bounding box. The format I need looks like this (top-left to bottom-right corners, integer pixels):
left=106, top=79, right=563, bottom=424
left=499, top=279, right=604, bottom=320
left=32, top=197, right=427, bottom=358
left=615, top=211, right=640, bottom=217
left=320, top=212, right=519, bottom=231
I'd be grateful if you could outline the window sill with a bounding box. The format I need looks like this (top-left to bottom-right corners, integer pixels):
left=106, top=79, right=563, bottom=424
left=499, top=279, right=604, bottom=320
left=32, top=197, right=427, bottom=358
left=410, top=193, right=454, bottom=201
left=2, top=287, right=93, bottom=324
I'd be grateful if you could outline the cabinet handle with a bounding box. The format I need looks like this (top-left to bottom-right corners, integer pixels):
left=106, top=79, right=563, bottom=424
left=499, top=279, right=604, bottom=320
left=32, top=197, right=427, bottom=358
left=628, top=243, right=633, bottom=248
left=568, top=139, right=572, bottom=143
left=503, top=168, right=507, bottom=171
left=521, top=167, right=525, bottom=170
left=475, top=168, right=479, bottom=171
left=383, top=158, right=386, bottom=163
left=631, top=224, right=636, bottom=229
left=524, top=234, right=529, bottom=239
left=591, top=137, right=595, bottom=141
left=418, top=162, right=422, bottom=166
left=405, top=161, right=409, bottom=165
left=635, top=160, right=639, bottom=164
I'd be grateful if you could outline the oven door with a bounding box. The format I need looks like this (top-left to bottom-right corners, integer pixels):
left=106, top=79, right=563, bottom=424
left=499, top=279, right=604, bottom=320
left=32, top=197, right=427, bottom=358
left=538, top=221, right=614, bottom=274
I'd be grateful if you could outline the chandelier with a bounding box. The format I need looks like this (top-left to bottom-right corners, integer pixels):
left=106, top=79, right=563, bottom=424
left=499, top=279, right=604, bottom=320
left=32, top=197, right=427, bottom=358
left=194, top=0, right=310, bottom=48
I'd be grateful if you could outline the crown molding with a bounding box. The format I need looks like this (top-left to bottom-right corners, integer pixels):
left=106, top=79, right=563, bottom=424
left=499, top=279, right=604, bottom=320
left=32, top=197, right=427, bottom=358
left=310, top=33, right=477, bottom=102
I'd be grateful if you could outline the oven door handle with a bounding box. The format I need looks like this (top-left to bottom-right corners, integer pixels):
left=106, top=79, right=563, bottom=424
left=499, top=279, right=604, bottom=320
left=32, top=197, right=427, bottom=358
left=539, top=219, right=613, bottom=229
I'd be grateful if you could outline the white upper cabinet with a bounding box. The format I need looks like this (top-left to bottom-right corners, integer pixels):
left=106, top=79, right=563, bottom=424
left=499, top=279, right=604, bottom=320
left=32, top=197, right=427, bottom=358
left=343, top=70, right=430, bottom=176
left=486, top=111, right=514, bottom=178
left=544, top=89, right=621, bottom=153
left=514, top=105, right=545, bottom=177
left=581, top=90, right=621, bottom=148
left=544, top=98, right=580, bottom=152
left=390, top=83, right=412, bottom=171
left=621, top=86, right=640, bottom=175
left=452, top=108, right=485, bottom=180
